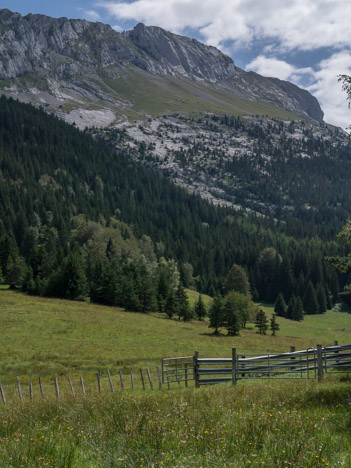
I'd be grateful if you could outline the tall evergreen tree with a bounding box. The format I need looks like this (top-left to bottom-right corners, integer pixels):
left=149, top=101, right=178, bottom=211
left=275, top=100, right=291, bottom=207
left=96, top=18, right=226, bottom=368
left=303, top=281, right=319, bottom=315
left=274, top=292, right=287, bottom=317
left=194, top=295, right=206, bottom=321
left=316, top=282, right=328, bottom=314
left=223, top=292, right=241, bottom=336
left=208, top=293, right=224, bottom=335
left=255, top=309, right=269, bottom=335
left=270, top=313, right=280, bottom=336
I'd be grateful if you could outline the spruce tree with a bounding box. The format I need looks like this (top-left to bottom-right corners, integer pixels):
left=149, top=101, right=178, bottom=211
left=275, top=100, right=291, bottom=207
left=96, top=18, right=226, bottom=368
left=303, top=281, right=319, bottom=315
left=274, top=292, right=287, bottom=317
left=287, top=295, right=296, bottom=320
left=224, top=292, right=241, bottom=336
left=316, top=283, right=327, bottom=314
left=195, top=295, right=206, bottom=321
left=255, top=309, right=269, bottom=334
left=270, top=313, right=280, bottom=335
left=291, top=296, right=304, bottom=321
left=208, top=293, right=224, bottom=335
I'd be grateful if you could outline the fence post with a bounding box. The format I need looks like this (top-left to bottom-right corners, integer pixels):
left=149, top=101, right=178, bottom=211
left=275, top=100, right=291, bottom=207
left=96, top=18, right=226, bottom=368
left=97, top=371, right=101, bottom=394
left=17, top=377, right=23, bottom=402
left=140, top=369, right=145, bottom=390
left=317, top=344, right=324, bottom=381
left=146, top=369, right=154, bottom=389
left=107, top=370, right=114, bottom=393
left=131, top=371, right=134, bottom=391
left=185, top=363, right=188, bottom=388
left=54, top=377, right=60, bottom=398
left=0, top=381, right=6, bottom=405
left=161, top=359, right=164, bottom=384
left=29, top=379, right=33, bottom=400
left=68, top=377, right=75, bottom=398
left=156, top=366, right=162, bottom=390
left=290, top=346, right=296, bottom=370
left=39, top=376, right=45, bottom=399
left=194, top=351, right=200, bottom=388
left=334, top=340, right=338, bottom=346
left=119, top=370, right=125, bottom=391
left=80, top=376, right=86, bottom=397
left=232, top=348, right=237, bottom=386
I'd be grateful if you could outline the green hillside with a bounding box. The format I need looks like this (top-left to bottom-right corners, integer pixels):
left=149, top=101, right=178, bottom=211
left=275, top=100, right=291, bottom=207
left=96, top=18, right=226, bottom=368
left=0, top=289, right=349, bottom=379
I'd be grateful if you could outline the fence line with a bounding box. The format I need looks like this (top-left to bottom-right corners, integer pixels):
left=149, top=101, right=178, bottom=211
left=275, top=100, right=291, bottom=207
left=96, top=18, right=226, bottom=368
left=1, top=344, right=350, bottom=404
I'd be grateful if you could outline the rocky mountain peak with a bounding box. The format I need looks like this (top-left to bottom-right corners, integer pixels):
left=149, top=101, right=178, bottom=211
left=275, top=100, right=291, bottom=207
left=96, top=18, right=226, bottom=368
left=0, top=8, right=324, bottom=124
left=126, top=22, right=236, bottom=81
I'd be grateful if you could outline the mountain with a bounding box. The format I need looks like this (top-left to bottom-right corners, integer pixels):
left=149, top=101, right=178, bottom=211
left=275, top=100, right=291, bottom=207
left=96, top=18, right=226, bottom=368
left=0, top=8, right=323, bottom=126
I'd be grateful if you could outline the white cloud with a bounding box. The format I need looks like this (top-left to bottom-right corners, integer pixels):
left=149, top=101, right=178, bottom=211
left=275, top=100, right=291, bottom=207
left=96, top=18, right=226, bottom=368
left=308, top=52, right=351, bottom=129
left=77, top=8, right=101, bottom=22
left=246, top=53, right=351, bottom=129
left=246, top=56, right=298, bottom=81
left=98, top=0, right=351, bottom=52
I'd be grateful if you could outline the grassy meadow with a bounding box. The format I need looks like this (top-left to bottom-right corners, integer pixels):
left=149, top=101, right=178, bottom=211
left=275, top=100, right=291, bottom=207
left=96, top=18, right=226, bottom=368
left=0, top=288, right=350, bottom=467
left=0, top=288, right=350, bottom=380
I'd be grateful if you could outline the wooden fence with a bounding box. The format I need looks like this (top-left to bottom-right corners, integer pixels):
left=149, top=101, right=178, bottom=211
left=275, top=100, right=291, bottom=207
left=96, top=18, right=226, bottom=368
left=162, top=342, right=351, bottom=387
left=0, top=366, right=163, bottom=405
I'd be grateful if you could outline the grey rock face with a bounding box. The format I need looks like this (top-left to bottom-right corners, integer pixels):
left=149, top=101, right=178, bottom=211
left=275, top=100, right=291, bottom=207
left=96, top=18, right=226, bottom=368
left=0, top=8, right=324, bottom=123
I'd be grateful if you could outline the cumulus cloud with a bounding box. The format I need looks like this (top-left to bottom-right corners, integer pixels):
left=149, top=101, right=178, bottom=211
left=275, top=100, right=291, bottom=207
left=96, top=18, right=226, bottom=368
left=246, top=53, right=351, bottom=129
left=308, top=52, right=351, bottom=129
left=78, top=8, right=101, bottom=22
left=98, top=0, right=351, bottom=51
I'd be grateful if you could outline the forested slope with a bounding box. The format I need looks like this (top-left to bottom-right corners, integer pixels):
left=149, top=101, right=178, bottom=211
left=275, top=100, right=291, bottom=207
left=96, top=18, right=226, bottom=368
left=0, top=96, right=343, bottom=311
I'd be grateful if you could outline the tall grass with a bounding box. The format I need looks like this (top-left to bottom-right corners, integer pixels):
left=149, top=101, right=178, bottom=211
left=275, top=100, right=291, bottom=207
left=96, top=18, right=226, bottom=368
left=0, top=377, right=350, bottom=467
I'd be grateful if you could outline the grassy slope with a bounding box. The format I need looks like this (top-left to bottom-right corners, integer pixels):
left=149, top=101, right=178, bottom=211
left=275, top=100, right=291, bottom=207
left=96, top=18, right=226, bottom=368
left=0, top=290, right=350, bottom=467
left=0, top=379, right=350, bottom=467
left=0, top=289, right=350, bottom=379
left=101, top=67, right=299, bottom=120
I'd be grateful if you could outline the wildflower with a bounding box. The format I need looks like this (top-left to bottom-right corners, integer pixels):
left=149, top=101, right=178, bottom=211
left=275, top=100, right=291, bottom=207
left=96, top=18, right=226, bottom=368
left=204, top=430, right=209, bottom=434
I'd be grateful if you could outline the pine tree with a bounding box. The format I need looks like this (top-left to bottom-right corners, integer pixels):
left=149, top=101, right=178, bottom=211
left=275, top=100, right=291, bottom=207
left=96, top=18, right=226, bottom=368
left=165, top=292, right=177, bottom=319
left=255, top=309, right=268, bottom=334
left=287, top=295, right=296, bottom=320
left=303, top=281, right=319, bottom=315
left=270, top=313, right=279, bottom=335
left=208, top=293, right=224, bottom=335
left=291, top=296, right=304, bottom=321
left=223, top=292, right=241, bottom=336
left=274, top=292, right=287, bottom=317
left=316, top=283, right=327, bottom=314
left=195, top=295, right=206, bottom=321
left=176, top=284, right=192, bottom=322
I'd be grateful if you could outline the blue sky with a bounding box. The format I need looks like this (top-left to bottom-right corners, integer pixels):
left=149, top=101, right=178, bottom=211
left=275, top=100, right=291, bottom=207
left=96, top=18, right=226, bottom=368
left=3, top=0, right=351, bottom=129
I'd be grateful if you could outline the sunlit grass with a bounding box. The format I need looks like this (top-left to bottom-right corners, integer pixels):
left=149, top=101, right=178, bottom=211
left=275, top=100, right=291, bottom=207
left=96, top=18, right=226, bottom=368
left=0, top=290, right=350, bottom=381
left=0, top=377, right=350, bottom=467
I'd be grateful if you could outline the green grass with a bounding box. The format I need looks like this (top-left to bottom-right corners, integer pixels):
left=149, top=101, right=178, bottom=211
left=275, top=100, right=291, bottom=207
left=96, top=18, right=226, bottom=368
left=0, top=378, right=350, bottom=467
left=0, top=290, right=350, bottom=466
left=0, top=290, right=350, bottom=380
left=102, top=66, right=298, bottom=120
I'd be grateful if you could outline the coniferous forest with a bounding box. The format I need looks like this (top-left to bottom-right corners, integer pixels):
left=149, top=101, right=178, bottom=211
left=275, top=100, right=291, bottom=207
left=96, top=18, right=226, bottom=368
left=0, top=96, right=347, bottom=320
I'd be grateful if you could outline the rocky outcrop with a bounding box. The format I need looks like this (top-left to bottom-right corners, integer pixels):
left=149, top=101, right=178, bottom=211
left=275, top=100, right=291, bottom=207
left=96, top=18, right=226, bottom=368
left=0, top=8, right=324, bottom=123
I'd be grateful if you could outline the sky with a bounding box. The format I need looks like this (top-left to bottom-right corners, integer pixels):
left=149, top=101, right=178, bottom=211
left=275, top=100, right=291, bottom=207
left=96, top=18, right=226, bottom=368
left=2, top=0, right=351, bottom=129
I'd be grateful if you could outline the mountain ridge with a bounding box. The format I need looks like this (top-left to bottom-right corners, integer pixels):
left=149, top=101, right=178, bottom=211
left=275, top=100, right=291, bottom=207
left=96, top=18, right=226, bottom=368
left=0, top=8, right=323, bottom=124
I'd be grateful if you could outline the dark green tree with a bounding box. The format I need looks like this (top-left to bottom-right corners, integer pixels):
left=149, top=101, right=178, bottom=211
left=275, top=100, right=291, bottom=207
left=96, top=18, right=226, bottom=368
left=316, top=282, right=327, bottom=314
left=255, top=309, right=268, bottom=335
left=194, top=294, right=206, bottom=321
left=274, top=292, right=287, bottom=317
left=223, top=292, right=241, bottom=336
left=208, top=293, right=224, bottom=335
left=223, top=264, right=250, bottom=296
left=303, top=281, right=319, bottom=315
left=270, top=313, right=280, bottom=336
